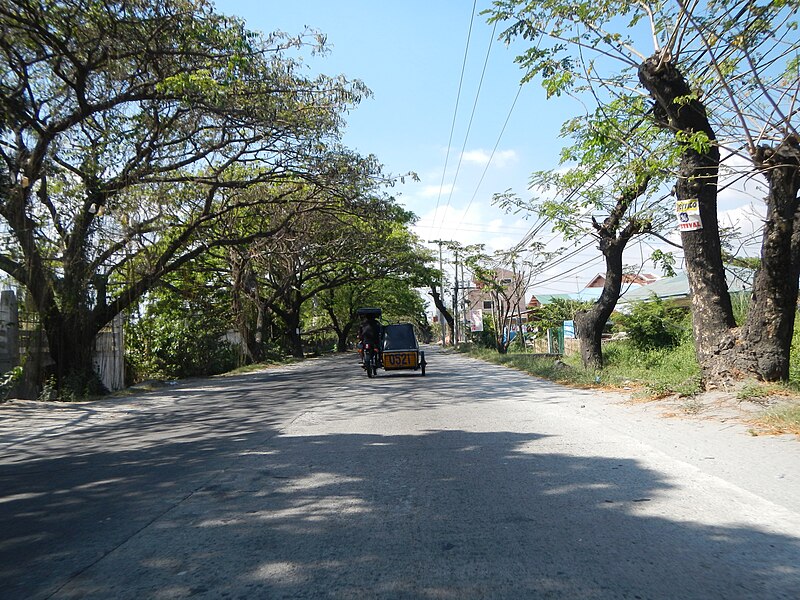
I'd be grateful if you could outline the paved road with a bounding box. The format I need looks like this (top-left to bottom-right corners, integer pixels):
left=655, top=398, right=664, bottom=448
left=1, top=347, right=799, bottom=599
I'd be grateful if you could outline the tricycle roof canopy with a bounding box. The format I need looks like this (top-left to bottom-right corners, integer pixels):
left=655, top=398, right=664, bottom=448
left=357, top=307, right=382, bottom=318
left=383, top=323, right=418, bottom=351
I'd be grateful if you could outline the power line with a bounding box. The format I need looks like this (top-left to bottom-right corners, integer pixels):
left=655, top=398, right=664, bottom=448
left=449, top=83, right=524, bottom=235
left=415, top=222, right=531, bottom=234
left=530, top=254, right=605, bottom=287
left=435, top=18, right=498, bottom=233
left=432, top=0, right=478, bottom=228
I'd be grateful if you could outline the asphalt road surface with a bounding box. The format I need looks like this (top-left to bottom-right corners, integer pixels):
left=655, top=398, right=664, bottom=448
left=1, top=347, right=799, bottom=599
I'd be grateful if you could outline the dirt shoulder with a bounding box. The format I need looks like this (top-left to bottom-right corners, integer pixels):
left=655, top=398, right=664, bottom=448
left=619, top=387, right=800, bottom=439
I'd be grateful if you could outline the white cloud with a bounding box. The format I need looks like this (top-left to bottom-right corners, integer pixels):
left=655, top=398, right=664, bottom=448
left=461, top=148, right=518, bottom=168
left=419, top=183, right=454, bottom=199
left=412, top=204, right=533, bottom=254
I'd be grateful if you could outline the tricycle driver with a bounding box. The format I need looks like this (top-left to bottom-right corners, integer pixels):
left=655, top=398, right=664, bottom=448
left=357, top=313, right=383, bottom=366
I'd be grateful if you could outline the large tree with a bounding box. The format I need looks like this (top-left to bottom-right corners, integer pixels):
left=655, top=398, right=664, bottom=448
left=465, top=249, right=532, bottom=354
left=229, top=199, right=426, bottom=358
left=497, top=99, right=675, bottom=368
left=489, top=0, right=800, bottom=384
left=0, top=0, right=372, bottom=393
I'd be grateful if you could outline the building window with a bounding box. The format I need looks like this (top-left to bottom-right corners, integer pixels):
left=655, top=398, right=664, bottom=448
left=483, top=301, right=493, bottom=310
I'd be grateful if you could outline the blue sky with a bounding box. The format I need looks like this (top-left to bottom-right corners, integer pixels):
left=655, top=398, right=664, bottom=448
left=214, top=1, right=765, bottom=296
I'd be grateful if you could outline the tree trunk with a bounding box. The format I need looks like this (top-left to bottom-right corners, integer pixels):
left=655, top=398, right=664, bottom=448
left=45, top=313, right=106, bottom=398
left=428, top=285, right=454, bottom=344
left=576, top=244, right=625, bottom=369
left=284, top=311, right=304, bottom=358
left=336, top=323, right=354, bottom=353
left=576, top=174, right=651, bottom=370
left=640, top=55, right=800, bottom=384
left=735, top=139, right=800, bottom=380
left=638, top=55, right=736, bottom=384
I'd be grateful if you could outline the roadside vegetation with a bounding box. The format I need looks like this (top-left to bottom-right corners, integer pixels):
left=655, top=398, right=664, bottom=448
left=459, top=296, right=800, bottom=438
left=1, top=0, right=798, bottom=415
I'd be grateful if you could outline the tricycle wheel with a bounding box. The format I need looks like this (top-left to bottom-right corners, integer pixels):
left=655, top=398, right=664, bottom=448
left=365, top=351, right=374, bottom=377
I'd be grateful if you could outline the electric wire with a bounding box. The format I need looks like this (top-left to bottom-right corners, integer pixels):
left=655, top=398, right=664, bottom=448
left=449, top=83, right=524, bottom=236
left=434, top=19, right=498, bottom=233
left=431, top=0, right=478, bottom=230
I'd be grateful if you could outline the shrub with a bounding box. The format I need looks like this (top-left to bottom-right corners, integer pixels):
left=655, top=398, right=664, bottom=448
left=0, top=366, right=22, bottom=402
left=468, top=313, right=497, bottom=349
left=127, top=290, right=237, bottom=381
left=616, top=297, right=689, bottom=351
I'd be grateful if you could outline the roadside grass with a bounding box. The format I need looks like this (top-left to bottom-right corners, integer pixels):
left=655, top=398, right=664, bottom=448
left=459, top=338, right=701, bottom=396
left=461, top=345, right=597, bottom=386
left=751, top=403, right=800, bottom=436
left=459, top=335, right=800, bottom=437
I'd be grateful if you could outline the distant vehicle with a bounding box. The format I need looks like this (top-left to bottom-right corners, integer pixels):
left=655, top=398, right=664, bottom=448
left=381, top=323, right=426, bottom=376
left=356, top=308, right=426, bottom=377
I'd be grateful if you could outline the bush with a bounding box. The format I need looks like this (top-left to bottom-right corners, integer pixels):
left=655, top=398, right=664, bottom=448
left=467, top=313, right=498, bottom=349
left=616, top=298, right=689, bottom=351
left=127, top=291, right=238, bottom=381
left=0, top=366, right=22, bottom=402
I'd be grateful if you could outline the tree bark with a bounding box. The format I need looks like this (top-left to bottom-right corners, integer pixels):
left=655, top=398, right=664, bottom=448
left=735, top=139, right=800, bottom=380
left=428, top=285, right=455, bottom=344
left=576, top=176, right=652, bottom=369
left=576, top=245, right=624, bottom=369
left=639, top=55, right=800, bottom=384
left=638, top=54, right=736, bottom=384
left=44, top=313, right=106, bottom=397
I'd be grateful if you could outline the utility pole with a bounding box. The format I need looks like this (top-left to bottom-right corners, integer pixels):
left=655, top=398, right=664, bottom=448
left=453, top=248, right=459, bottom=345
left=461, top=259, right=469, bottom=339
left=429, top=240, right=447, bottom=346
left=511, top=259, right=527, bottom=352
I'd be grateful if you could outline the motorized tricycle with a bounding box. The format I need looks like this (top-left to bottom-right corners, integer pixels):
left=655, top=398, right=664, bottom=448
left=356, top=307, right=426, bottom=377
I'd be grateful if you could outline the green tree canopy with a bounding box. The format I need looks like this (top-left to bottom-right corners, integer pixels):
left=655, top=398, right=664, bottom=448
left=0, top=0, right=378, bottom=393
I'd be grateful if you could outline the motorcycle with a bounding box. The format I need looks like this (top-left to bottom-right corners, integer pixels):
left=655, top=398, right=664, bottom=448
left=361, top=341, right=379, bottom=378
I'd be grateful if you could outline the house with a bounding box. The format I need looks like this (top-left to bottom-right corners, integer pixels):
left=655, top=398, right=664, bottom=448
left=617, top=266, right=754, bottom=308
left=585, top=273, right=658, bottom=288
left=464, top=268, right=527, bottom=317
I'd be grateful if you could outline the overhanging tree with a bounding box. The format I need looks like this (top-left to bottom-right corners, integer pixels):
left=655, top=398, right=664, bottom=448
left=231, top=198, right=426, bottom=358
left=489, top=0, right=800, bottom=384
left=465, top=248, right=532, bottom=354
left=497, top=99, right=676, bottom=368
left=0, top=0, right=373, bottom=393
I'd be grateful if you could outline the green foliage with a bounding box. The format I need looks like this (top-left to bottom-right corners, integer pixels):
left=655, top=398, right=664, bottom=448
left=127, top=288, right=237, bottom=381
left=468, top=313, right=497, bottom=349
left=615, top=298, right=689, bottom=351
left=57, top=371, right=107, bottom=402
left=0, top=366, right=22, bottom=402
left=675, top=129, right=713, bottom=154
left=601, top=338, right=701, bottom=396
left=736, top=382, right=774, bottom=401
left=461, top=333, right=702, bottom=397
left=0, top=0, right=376, bottom=392
left=650, top=250, right=676, bottom=277
left=38, top=376, right=57, bottom=402
left=529, top=298, right=592, bottom=332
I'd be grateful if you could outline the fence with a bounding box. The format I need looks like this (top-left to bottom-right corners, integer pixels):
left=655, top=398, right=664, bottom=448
left=0, top=290, right=125, bottom=394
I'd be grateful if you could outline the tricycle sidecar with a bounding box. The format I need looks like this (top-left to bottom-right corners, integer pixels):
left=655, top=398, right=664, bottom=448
left=382, top=323, right=426, bottom=376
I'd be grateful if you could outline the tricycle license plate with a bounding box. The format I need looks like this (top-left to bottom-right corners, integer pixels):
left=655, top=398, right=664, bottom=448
left=384, top=351, right=417, bottom=369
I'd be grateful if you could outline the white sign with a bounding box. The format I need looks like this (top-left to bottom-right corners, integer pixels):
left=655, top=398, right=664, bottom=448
left=470, top=310, right=484, bottom=332
left=563, top=320, right=575, bottom=339
left=676, top=199, right=703, bottom=231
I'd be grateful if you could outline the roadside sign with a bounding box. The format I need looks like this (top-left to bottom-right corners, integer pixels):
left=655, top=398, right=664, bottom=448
left=563, top=320, right=575, bottom=339
left=676, top=199, right=703, bottom=231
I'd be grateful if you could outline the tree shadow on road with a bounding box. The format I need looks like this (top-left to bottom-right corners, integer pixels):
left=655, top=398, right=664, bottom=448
left=2, top=418, right=799, bottom=599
